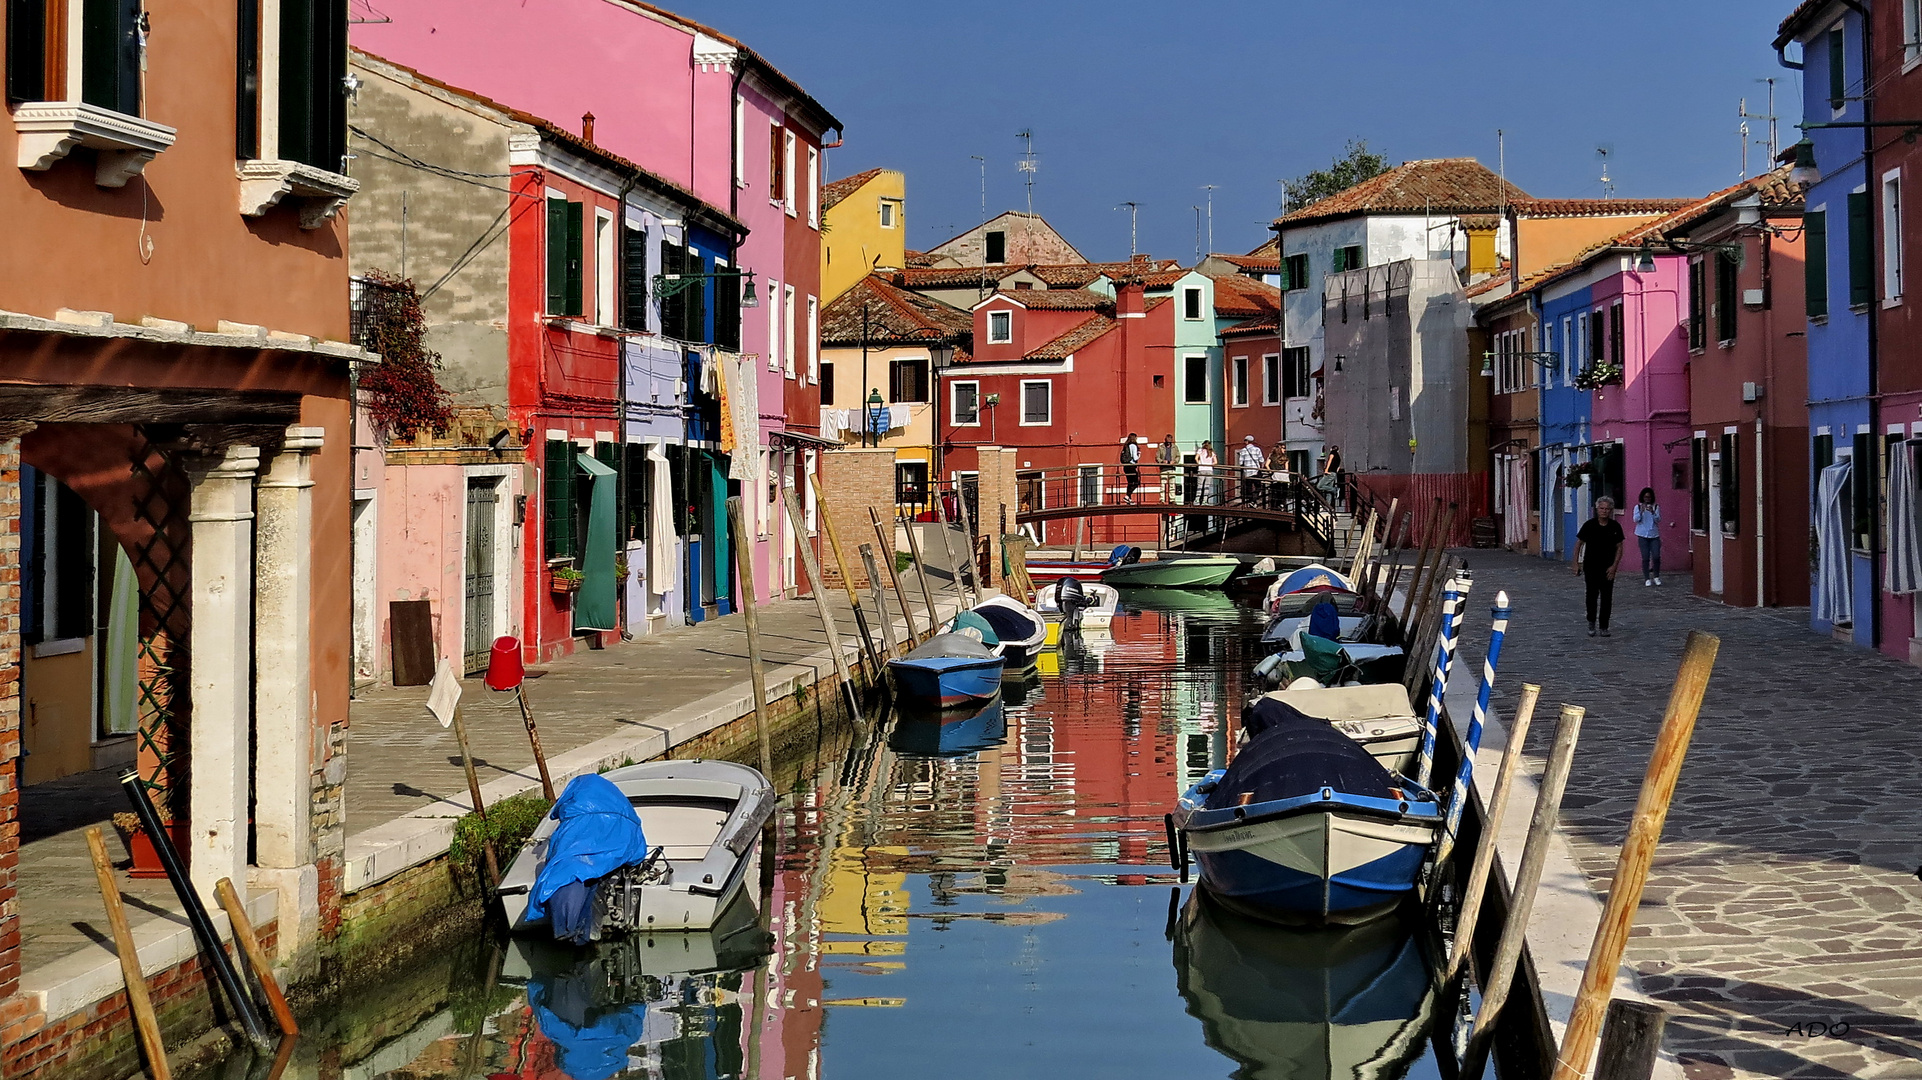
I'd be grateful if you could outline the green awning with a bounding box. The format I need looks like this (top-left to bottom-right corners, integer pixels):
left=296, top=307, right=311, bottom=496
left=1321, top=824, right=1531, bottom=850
left=573, top=452, right=618, bottom=632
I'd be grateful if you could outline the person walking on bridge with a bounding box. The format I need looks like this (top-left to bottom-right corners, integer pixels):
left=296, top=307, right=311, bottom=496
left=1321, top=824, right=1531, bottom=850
left=1195, top=440, right=1219, bottom=504
left=1236, top=435, right=1265, bottom=504
left=1157, top=434, right=1179, bottom=503
left=1573, top=496, right=1626, bottom=637
left=1121, top=433, right=1142, bottom=504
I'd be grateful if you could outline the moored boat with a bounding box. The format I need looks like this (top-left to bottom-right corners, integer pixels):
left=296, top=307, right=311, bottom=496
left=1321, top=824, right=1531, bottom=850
left=1034, top=578, right=1122, bottom=633
left=1102, top=553, right=1242, bottom=589
left=1027, top=544, right=1141, bottom=581
left=886, top=632, right=1005, bottom=707
left=889, top=694, right=1009, bottom=757
left=966, top=594, right=1048, bottom=668
left=1173, top=698, right=1440, bottom=925
left=499, top=761, right=776, bottom=939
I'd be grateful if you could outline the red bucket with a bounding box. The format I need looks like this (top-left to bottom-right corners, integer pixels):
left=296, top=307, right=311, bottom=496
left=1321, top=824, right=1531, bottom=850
left=483, top=636, right=525, bottom=691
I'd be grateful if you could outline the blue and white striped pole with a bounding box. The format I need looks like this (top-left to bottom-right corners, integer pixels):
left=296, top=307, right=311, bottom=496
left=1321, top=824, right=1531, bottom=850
left=1434, top=591, right=1511, bottom=870
left=1414, top=571, right=1471, bottom=788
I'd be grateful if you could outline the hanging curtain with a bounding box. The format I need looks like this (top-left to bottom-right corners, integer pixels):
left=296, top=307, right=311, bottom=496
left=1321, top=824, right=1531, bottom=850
left=573, top=453, right=618, bottom=632
left=1504, top=455, right=1530, bottom=547
left=103, top=545, right=139, bottom=735
left=725, top=353, right=760, bottom=484
left=1887, top=441, right=1922, bottom=594
left=647, top=445, right=676, bottom=596
left=1815, top=459, right=1854, bottom=624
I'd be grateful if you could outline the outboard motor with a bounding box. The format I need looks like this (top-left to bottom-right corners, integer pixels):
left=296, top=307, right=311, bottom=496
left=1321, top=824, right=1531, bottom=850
left=1056, top=575, right=1088, bottom=633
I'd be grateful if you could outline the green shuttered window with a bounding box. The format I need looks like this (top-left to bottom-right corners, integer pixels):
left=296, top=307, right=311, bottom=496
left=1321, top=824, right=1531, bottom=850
left=1849, top=191, right=1873, bottom=308
left=545, top=440, right=577, bottom=561
left=547, top=198, right=584, bottom=317
left=1806, top=210, right=1829, bottom=319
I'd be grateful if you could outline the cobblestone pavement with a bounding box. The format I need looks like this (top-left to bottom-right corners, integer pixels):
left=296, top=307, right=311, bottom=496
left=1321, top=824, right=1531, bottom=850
left=1451, top=550, right=1922, bottom=1079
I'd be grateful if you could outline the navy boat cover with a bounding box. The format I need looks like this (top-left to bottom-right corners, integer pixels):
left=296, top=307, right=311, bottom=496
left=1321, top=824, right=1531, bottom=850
left=526, top=773, right=651, bottom=926
left=972, top=602, right=1039, bottom=643
left=1208, top=698, right=1396, bottom=809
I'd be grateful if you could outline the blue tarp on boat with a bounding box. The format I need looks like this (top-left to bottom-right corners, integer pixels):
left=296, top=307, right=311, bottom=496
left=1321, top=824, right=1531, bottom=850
left=1214, top=699, right=1396, bottom=807
left=526, top=773, right=650, bottom=924
left=1276, top=563, right=1352, bottom=595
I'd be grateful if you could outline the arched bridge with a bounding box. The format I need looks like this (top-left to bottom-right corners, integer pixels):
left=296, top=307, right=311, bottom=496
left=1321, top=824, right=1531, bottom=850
left=998, top=466, right=1340, bottom=550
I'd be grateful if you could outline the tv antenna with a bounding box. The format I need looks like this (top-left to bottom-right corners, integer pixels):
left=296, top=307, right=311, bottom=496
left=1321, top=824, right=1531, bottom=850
left=1116, top=201, right=1139, bottom=257
left=1596, top=144, right=1615, bottom=199
left=1201, top=184, right=1217, bottom=255
left=1193, top=206, right=1203, bottom=261
left=1740, top=82, right=1778, bottom=177
left=1016, top=129, right=1038, bottom=219
left=970, top=155, right=986, bottom=223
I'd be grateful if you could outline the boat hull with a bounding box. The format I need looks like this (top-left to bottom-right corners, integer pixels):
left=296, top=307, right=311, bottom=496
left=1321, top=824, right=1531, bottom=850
left=887, top=654, right=1005, bottom=706
left=1102, top=557, right=1241, bottom=589
left=1177, top=796, right=1440, bottom=926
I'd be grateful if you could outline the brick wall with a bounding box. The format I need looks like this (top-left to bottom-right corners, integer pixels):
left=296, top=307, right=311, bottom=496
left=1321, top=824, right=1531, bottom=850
left=817, top=448, right=897, bottom=589
left=973, top=447, right=1022, bottom=587
left=0, top=435, right=21, bottom=1003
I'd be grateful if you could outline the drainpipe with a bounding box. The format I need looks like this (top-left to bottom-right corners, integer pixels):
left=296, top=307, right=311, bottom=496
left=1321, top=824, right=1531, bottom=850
left=614, top=170, right=638, bottom=638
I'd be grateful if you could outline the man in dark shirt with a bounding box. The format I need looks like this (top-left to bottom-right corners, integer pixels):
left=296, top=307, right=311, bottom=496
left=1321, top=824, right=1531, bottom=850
left=1573, top=496, right=1626, bottom=637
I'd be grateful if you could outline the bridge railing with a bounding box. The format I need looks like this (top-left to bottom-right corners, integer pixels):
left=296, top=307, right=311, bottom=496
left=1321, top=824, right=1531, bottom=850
left=1011, top=461, right=1313, bottom=517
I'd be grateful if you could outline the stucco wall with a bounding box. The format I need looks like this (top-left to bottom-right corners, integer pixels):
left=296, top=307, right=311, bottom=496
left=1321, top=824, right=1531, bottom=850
left=931, top=214, right=1083, bottom=266
left=822, top=170, right=906, bottom=303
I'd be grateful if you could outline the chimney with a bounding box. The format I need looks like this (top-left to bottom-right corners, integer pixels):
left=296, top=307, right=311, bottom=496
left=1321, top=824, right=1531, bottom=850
left=1115, top=281, right=1145, bottom=318
left=581, top=112, right=596, bottom=143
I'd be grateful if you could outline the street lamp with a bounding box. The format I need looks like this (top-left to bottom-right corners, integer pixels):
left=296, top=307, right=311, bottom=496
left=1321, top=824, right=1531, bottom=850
left=866, top=388, right=885, bottom=449
left=1788, top=138, right=1821, bottom=188
left=653, top=269, right=759, bottom=307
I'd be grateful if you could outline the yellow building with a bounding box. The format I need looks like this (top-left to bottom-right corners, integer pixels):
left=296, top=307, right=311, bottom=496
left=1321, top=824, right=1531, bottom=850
left=819, top=273, right=972, bottom=509
left=821, top=168, right=907, bottom=303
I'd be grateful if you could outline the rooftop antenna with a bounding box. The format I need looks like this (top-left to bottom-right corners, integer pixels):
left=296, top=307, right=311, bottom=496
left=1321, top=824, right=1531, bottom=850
left=970, top=155, right=986, bottom=224
left=1742, top=83, right=1778, bottom=172
left=1596, top=144, right=1615, bottom=199
left=1201, top=184, right=1217, bottom=254
left=1739, top=101, right=1752, bottom=178
left=1116, top=201, right=1139, bottom=257
left=1193, top=206, right=1203, bottom=261
left=1016, top=129, right=1038, bottom=219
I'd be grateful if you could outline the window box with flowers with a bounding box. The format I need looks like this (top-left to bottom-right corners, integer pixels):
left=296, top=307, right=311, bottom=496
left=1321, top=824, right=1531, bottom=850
left=1572, top=363, right=1623, bottom=390
left=551, top=567, right=585, bottom=596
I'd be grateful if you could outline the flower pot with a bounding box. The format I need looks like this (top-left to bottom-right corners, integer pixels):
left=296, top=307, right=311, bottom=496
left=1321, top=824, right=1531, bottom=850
left=123, top=821, right=191, bottom=878
left=551, top=576, right=582, bottom=596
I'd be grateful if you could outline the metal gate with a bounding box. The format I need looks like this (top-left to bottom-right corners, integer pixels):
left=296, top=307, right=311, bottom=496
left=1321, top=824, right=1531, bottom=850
left=464, top=479, right=498, bottom=672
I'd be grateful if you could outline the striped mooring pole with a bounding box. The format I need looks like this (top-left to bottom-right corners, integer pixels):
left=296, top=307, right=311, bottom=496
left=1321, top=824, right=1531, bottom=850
left=1414, top=570, right=1472, bottom=789
left=1434, top=591, right=1512, bottom=870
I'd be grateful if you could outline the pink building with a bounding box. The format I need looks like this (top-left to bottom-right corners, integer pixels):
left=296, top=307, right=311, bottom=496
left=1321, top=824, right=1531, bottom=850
left=1587, top=254, right=1695, bottom=573
left=351, top=1, right=840, bottom=607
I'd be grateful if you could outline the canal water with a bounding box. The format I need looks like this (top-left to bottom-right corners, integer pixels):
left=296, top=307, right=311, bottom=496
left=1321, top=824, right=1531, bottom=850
left=274, top=589, right=1455, bottom=1080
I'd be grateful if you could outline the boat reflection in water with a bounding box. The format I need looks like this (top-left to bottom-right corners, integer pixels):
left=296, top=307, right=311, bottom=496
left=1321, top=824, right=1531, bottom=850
left=1173, top=889, right=1437, bottom=1080
left=888, top=694, right=1008, bottom=758
left=502, top=891, right=773, bottom=1080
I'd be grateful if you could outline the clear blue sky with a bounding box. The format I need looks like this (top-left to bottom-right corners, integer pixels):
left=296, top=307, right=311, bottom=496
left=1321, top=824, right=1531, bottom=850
left=666, top=0, right=1801, bottom=264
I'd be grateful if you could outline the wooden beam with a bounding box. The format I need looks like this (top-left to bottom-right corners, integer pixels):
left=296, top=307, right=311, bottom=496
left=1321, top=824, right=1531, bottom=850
left=0, top=384, right=303, bottom=425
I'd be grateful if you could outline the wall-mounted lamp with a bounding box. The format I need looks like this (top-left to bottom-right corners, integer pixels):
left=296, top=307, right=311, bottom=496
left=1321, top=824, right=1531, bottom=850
left=1333, top=354, right=1345, bottom=373
left=1788, top=138, right=1821, bottom=187
left=487, top=428, right=511, bottom=452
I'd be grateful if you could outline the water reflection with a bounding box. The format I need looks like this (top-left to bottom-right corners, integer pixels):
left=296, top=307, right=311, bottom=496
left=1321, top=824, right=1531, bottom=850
left=309, top=592, right=1451, bottom=1080
left=1174, top=890, right=1438, bottom=1080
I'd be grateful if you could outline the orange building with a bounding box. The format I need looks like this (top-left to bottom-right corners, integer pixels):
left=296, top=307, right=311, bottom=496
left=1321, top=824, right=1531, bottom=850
left=0, top=0, right=363, bottom=1043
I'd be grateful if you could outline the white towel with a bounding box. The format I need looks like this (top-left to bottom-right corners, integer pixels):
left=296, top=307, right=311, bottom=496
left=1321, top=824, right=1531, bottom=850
left=889, top=404, right=910, bottom=431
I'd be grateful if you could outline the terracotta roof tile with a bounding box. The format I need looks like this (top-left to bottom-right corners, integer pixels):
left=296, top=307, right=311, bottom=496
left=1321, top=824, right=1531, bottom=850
left=1139, top=268, right=1190, bottom=288
left=1463, top=270, right=1513, bottom=299
left=1277, top=158, right=1529, bottom=226
left=1027, top=314, right=1114, bottom=360
left=1776, top=0, right=1832, bottom=47
left=1221, top=312, right=1280, bottom=336
left=991, top=287, right=1113, bottom=311
left=904, top=249, right=940, bottom=267
left=1509, top=197, right=1697, bottom=217
left=821, top=274, right=972, bottom=345
left=1208, top=274, right=1282, bottom=318
left=820, top=168, right=882, bottom=212
left=1030, top=264, right=1105, bottom=287
left=1144, top=295, right=1170, bottom=312
left=892, top=265, right=1028, bottom=288
left=1214, top=252, right=1281, bottom=272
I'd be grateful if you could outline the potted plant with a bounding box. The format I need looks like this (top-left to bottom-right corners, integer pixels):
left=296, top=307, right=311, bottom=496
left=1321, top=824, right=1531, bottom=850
left=112, top=805, right=190, bottom=878
left=551, top=566, right=585, bottom=595
left=614, top=555, right=630, bottom=583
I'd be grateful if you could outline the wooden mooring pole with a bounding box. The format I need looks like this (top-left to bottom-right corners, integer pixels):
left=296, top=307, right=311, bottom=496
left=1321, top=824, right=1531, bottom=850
left=214, top=878, right=298, bottom=1037
left=1444, top=682, right=1543, bottom=982
left=859, top=544, right=899, bottom=658
left=869, top=508, right=923, bottom=643
left=727, top=497, right=775, bottom=778
left=1474, top=703, right=1585, bottom=1035
left=931, top=493, right=974, bottom=606
left=899, top=512, right=944, bottom=627
left=1402, top=499, right=1444, bottom=634
left=807, top=474, right=884, bottom=685
left=1593, top=1001, right=1668, bottom=1080
left=86, top=827, right=170, bottom=1080
left=1553, top=632, right=1719, bottom=1080
left=781, top=487, right=862, bottom=722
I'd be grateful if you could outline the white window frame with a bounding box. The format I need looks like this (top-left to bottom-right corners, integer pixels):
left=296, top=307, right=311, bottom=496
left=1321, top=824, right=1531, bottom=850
left=784, top=284, right=798, bottom=378
left=1019, top=379, right=1053, bottom=426
left=951, top=380, right=982, bottom=426
left=1906, top=0, right=1922, bottom=68
left=807, top=146, right=819, bottom=228
left=766, top=278, right=781, bottom=371
left=783, top=129, right=798, bottom=217
left=594, top=208, right=616, bottom=326
left=1262, top=353, right=1281, bottom=405
left=807, top=294, right=820, bottom=384
left=1885, top=168, right=1904, bottom=306
left=1565, top=315, right=1578, bottom=383
left=1182, top=286, right=1205, bottom=321
left=1230, top=355, right=1250, bottom=407
left=733, top=95, right=747, bottom=187
left=879, top=200, right=898, bottom=229
left=987, top=310, right=1013, bottom=344
left=1183, top=353, right=1210, bottom=405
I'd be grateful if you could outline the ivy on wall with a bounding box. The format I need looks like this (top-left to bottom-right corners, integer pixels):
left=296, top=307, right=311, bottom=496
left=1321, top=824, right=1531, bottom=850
left=358, top=270, right=454, bottom=441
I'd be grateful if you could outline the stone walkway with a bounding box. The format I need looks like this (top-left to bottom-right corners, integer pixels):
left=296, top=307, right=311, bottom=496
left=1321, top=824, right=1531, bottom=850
left=1451, top=550, right=1922, bottom=1080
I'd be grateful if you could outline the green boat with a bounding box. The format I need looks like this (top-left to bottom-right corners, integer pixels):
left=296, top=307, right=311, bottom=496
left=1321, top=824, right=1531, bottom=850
left=1100, top=554, right=1242, bottom=589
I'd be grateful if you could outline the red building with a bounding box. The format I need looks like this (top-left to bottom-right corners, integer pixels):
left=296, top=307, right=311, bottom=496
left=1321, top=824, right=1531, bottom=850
left=937, top=284, right=1173, bottom=545
left=1221, top=312, right=1283, bottom=455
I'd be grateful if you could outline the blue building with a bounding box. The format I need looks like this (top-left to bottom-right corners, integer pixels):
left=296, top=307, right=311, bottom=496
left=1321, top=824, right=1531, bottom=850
left=1535, top=279, right=1597, bottom=559
left=1779, top=2, right=1874, bottom=643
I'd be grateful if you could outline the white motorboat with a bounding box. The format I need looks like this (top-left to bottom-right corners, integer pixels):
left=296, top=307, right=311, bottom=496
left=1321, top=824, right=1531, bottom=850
left=499, top=759, right=775, bottom=935
left=1249, top=684, right=1424, bottom=774
left=1034, top=580, right=1121, bottom=633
